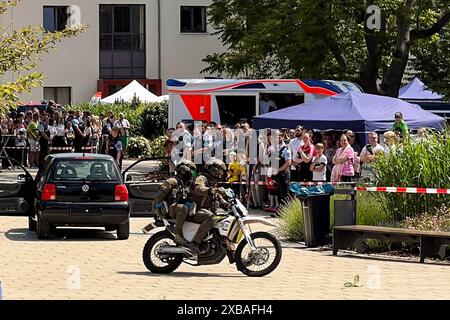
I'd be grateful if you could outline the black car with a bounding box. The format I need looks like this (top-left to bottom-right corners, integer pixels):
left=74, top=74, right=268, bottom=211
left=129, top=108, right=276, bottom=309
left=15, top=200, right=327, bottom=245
left=34, top=153, right=131, bottom=239
left=0, top=155, right=166, bottom=240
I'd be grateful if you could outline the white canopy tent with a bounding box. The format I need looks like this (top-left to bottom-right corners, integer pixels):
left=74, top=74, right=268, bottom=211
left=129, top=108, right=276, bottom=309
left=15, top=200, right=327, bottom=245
left=156, top=95, right=169, bottom=102
left=100, top=80, right=163, bottom=104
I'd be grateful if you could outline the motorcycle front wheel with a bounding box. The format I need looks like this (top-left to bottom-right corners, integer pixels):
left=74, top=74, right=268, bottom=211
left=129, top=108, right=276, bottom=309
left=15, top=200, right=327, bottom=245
left=235, top=231, right=282, bottom=277
left=142, top=230, right=183, bottom=274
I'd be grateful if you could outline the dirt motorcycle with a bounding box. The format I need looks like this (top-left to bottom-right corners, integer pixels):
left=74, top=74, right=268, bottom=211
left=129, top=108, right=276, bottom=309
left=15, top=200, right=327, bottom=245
left=142, top=188, right=282, bottom=277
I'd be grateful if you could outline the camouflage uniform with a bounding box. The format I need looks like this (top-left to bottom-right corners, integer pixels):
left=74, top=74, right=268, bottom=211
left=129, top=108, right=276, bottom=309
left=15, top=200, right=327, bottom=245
left=142, top=177, right=190, bottom=239
left=155, top=178, right=193, bottom=237
left=187, top=175, right=218, bottom=244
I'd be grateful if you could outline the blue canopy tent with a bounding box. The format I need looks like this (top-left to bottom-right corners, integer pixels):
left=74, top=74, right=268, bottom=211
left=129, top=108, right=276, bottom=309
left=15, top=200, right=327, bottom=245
left=399, top=77, right=450, bottom=116
left=252, top=91, right=446, bottom=144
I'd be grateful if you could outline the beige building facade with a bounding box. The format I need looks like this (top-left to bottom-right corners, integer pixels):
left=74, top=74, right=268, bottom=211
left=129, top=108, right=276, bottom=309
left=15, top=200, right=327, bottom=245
left=0, top=0, right=225, bottom=105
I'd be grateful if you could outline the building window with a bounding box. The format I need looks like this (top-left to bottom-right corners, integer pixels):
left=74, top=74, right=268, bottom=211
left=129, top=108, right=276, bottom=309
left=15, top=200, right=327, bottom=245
left=44, top=87, right=72, bottom=105
left=99, top=4, right=146, bottom=79
left=180, top=6, right=207, bottom=33
left=43, top=6, right=69, bottom=32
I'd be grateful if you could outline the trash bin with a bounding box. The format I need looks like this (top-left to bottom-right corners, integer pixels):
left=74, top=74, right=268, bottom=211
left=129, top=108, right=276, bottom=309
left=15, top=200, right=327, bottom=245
left=333, top=188, right=356, bottom=226
left=298, top=193, right=331, bottom=247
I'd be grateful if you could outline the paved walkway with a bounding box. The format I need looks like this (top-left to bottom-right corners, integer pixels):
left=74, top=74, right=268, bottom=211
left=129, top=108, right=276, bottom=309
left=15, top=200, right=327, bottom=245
left=1, top=216, right=450, bottom=300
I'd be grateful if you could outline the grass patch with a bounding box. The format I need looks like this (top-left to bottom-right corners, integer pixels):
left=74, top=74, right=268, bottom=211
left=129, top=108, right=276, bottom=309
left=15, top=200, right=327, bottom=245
left=275, top=196, right=304, bottom=242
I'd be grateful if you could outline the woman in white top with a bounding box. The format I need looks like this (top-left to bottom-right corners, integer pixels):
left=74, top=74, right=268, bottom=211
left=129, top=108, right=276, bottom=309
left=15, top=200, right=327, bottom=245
left=52, top=113, right=67, bottom=148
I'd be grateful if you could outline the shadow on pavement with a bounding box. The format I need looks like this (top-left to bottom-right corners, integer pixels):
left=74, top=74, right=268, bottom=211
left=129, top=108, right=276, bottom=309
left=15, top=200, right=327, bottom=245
left=332, top=251, right=450, bottom=266
left=4, top=228, right=119, bottom=242
left=117, top=271, right=245, bottom=278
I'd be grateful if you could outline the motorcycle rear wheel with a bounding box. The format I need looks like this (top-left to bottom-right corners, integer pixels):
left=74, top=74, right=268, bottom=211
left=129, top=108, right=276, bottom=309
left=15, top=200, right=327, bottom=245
left=235, top=231, right=282, bottom=277
left=142, top=230, right=183, bottom=274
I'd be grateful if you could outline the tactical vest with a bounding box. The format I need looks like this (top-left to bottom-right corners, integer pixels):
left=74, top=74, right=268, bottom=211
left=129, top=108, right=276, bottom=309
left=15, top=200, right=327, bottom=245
left=188, top=175, right=212, bottom=209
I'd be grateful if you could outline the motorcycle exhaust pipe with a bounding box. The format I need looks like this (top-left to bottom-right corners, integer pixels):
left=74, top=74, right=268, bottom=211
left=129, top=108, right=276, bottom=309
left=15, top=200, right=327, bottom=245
left=157, top=246, right=191, bottom=254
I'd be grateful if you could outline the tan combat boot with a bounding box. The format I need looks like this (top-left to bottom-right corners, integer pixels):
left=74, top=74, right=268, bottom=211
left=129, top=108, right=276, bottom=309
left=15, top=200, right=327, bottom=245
left=174, top=234, right=189, bottom=246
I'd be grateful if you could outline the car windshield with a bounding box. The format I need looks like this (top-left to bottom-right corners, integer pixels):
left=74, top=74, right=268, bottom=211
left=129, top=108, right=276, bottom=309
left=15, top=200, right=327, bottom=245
left=52, top=159, right=120, bottom=181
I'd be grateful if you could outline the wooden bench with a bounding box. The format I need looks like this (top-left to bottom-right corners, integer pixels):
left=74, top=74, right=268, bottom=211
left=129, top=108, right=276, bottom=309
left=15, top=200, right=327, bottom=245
left=333, top=225, right=450, bottom=263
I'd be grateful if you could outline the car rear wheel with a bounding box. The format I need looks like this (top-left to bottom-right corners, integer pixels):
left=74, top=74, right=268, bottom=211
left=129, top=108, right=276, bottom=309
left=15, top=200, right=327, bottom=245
left=37, top=212, right=51, bottom=240
left=117, top=221, right=130, bottom=240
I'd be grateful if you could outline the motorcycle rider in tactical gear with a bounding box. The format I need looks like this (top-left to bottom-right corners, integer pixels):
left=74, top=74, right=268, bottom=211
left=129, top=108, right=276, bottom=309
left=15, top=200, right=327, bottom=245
left=142, top=160, right=197, bottom=246
left=185, top=158, right=228, bottom=254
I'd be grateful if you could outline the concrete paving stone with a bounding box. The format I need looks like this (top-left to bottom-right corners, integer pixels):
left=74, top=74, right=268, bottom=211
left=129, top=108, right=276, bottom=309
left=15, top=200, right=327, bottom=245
left=1, top=216, right=450, bottom=299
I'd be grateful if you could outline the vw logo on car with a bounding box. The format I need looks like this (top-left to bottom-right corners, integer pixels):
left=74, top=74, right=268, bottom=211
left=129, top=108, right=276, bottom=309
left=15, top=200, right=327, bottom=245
left=82, top=184, right=90, bottom=193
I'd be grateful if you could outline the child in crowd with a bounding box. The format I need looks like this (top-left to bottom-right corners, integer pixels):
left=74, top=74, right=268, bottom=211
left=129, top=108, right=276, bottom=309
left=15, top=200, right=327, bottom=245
left=227, top=151, right=246, bottom=198
left=264, top=167, right=279, bottom=213
left=310, top=143, right=327, bottom=182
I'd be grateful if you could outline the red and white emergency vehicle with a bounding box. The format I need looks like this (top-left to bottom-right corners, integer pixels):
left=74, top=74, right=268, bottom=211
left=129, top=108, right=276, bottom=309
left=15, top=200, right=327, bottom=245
left=166, top=78, right=362, bottom=128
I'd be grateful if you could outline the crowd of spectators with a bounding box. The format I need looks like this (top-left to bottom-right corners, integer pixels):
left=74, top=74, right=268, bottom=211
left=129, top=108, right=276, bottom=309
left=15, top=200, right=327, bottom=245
left=0, top=101, right=425, bottom=215
left=166, top=112, right=420, bottom=216
left=0, top=101, right=131, bottom=170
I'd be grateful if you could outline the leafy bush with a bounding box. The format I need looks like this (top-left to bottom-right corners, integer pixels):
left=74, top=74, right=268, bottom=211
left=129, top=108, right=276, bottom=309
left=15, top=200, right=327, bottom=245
left=67, top=100, right=168, bottom=139
left=139, top=102, right=169, bottom=138
left=127, top=135, right=167, bottom=159
left=403, top=205, right=450, bottom=232
left=127, top=136, right=153, bottom=159
left=372, top=129, right=450, bottom=221
left=148, top=135, right=166, bottom=157
left=276, top=197, right=304, bottom=241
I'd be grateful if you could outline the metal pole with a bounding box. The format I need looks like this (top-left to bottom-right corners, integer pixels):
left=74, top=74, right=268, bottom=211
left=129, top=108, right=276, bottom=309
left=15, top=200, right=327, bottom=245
left=157, top=0, right=161, bottom=80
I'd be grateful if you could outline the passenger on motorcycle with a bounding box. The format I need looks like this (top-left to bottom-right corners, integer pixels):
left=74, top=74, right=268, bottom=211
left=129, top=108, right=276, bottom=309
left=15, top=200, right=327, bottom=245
left=186, top=158, right=228, bottom=254
left=142, top=160, right=197, bottom=246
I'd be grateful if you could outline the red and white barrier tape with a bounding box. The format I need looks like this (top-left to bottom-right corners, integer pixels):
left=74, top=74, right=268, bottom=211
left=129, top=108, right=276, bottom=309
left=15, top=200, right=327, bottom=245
left=49, top=147, right=74, bottom=151
left=218, top=181, right=450, bottom=194
left=355, top=186, right=450, bottom=194
left=218, top=181, right=351, bottom=186
left=48, top=146, right=97, bottom=151
left=294, top=181, right=353, bottom=186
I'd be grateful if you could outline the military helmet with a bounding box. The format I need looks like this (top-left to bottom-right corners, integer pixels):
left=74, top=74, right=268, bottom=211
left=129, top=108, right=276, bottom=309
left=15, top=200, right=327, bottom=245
left=175, top=160, right=196, bottom=181
left=204, top=158, right=227, bottom=179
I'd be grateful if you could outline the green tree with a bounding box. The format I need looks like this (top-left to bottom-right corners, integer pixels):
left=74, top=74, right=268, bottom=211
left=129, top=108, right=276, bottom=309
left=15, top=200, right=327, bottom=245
left=411, top=23, right=450, bottom=98
left=0, top=0, right=86, bottom=111
left=203, top=0, right=450, bottom=97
